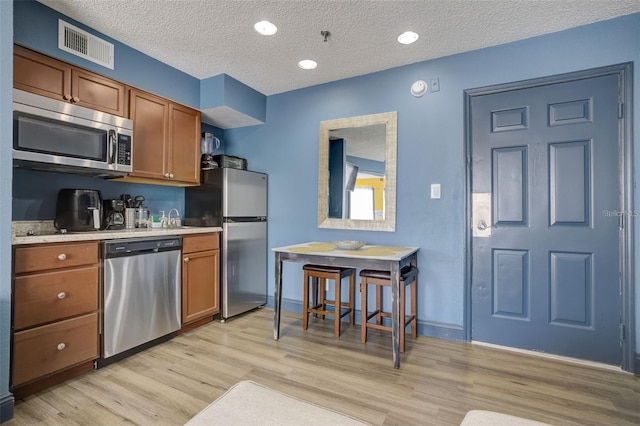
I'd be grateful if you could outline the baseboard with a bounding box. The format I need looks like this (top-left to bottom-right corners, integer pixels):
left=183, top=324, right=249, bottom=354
left=266, top=296, right=465, bottom=341
left=1, top=393, right=14, bottom=423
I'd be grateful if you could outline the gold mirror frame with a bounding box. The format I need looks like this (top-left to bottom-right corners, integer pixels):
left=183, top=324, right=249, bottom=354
left=317, top=111, right=397, bottom=232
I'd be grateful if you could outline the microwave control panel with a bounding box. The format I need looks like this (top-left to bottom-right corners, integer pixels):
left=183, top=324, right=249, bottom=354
left=117, top=134, right=132, bottom=166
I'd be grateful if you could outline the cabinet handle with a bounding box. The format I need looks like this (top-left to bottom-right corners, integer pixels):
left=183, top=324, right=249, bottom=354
left=72, top=96, right=80, bottom=103
left=57, top=292, right=67, bottom=300
left=184, top=257, right=190, bottom=263
left=63, top=94, right=72, bottom=100
left=58, top=253, right=67, bottom=261
left=164, top=173, right=170, bottom=178
left=169, top=173, right=174, bottom=179
left=57, top=343, right=66, bottom=351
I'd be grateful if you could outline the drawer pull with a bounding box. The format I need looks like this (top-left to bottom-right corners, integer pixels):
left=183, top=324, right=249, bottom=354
left=57, top=292, right=67, bottom=300
left=184, top=257, right=190, bottom=263
left=58, top=253, right=67, bottom=261
left=57, top=343, right=66, bottom=351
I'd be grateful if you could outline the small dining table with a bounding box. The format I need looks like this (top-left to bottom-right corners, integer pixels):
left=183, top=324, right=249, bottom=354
left=272, top=242, right=419, bottom=368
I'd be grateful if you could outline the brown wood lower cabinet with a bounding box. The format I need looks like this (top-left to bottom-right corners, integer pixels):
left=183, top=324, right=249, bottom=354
left=181, top=233, right=220, bottom=326
left=11, top=241, right=100, bottom=396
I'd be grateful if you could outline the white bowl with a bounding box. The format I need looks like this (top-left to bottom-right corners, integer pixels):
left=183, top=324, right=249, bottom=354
left=335, top=240, right=366, bottom=250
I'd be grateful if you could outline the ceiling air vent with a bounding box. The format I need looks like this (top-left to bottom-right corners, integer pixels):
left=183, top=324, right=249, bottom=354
left=58, top=19, right=114, bottom=69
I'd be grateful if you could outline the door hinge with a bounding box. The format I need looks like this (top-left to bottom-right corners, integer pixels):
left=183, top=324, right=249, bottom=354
left=618, top=102, right=624, bottom=119
left=619, top=324, right=625, bottom=341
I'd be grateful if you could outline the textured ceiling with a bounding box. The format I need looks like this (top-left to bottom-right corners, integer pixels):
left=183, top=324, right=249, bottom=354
left=38, top=0, right=640, bottom=96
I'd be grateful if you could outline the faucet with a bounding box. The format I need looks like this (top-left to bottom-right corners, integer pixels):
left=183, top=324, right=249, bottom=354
left=168, top=208, right=180, bottom=227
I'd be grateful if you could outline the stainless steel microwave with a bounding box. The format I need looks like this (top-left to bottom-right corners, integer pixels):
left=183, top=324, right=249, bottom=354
left=12, top=89, right=133, bottom=177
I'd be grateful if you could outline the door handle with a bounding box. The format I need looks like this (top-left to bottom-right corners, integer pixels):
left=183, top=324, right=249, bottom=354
left=472, top=193, right=492, bottom=237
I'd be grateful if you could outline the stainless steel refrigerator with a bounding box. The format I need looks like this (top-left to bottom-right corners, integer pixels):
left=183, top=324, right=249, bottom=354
left=184, top=168, right=267, bottom=320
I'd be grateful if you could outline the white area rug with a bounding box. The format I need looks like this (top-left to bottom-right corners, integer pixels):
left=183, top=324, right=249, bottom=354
left=186, top=380, right=370, bottom=425
left=460, top=410, right=551, bottom=426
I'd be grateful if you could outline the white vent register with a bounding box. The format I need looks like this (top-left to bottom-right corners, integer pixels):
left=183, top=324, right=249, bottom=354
left=58, top=19, right=114, bottom=69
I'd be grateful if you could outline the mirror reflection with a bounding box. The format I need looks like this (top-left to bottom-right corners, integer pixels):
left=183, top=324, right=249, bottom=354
left=318, top=111, right=397, bottom=232
left=328, top=124, right=386, bottom=220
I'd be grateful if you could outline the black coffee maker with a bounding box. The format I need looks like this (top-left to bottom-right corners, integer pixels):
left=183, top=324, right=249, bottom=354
left=102, top=199, right=125, bottom=230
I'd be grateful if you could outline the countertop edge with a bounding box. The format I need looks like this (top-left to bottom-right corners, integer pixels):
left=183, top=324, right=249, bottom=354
left=12, top=227, right=223, bottom=245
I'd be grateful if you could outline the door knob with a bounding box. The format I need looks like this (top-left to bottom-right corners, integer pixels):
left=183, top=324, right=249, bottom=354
left=472, top=193, right=492, bottom=237
left=184, top=257, right=190, bottom=263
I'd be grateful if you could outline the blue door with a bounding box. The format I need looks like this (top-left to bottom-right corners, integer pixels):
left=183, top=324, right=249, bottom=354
left=470, top=73, right=621, bottom=365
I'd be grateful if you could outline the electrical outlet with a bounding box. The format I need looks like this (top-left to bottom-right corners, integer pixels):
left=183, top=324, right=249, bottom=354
left=430, top=78, right=440, bottom=92
left=431, top=183, right=441, bottom=199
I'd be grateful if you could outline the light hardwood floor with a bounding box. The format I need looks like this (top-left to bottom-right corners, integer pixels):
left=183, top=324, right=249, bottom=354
left=7, top=308, right=640, bottom=425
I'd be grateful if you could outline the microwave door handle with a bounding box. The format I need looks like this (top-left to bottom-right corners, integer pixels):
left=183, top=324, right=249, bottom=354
left=108, top=130, right=116, bottom=164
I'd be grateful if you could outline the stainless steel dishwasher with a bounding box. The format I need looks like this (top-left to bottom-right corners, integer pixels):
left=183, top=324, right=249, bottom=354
left=99, top=236, right=182, bottom=366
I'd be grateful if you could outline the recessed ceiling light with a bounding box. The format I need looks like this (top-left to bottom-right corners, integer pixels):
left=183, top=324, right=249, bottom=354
left=254, top=21, right=277, bottom=36
left=298, top=59, right=317, bottom=70
left=397, top=31, right=419, bottom=45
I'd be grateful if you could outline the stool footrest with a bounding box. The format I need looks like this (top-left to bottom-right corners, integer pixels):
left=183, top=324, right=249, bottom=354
left=307, top=307, right=352, bottom=319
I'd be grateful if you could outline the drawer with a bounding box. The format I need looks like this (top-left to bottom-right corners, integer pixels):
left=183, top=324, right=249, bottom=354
left=183, top=233, right=219, bottom=253
left=12, top=312, right=99, bottom=387
left=13, top=266, right=99, bottom=330
left=14, top=241, right=98, bottom=274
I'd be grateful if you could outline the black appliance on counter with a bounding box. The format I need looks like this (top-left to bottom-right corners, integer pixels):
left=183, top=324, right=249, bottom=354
left=54, top=189, right=102, bottom=232
left=103, top=199, right=125, bottom=230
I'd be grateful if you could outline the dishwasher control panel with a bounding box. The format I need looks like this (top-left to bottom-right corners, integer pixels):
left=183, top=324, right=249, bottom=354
left=102, top=236, right=182, bottom=257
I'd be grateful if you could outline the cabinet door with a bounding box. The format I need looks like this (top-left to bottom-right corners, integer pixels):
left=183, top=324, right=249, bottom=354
left=14, top=266, right=99, bottom=330
left=12, top=312, right=99, bottom=387
left=14, top=45, right=72, bottom=101
left=169, top=103, right=200, bottom=184
left=72, top=69, right=126, bottom=116
left=182, top=249, right=220, bottom=324
left=128, top=89, right=169, bottom=180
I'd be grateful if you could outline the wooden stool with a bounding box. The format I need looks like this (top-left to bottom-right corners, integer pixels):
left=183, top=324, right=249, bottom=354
left=302, top=264, right=356, bottom=338
left=360, top=266, right=417, bottom=352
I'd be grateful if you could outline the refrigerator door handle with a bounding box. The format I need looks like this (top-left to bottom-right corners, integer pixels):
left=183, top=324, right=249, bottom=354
left=224, top=216, right=267, bottom=223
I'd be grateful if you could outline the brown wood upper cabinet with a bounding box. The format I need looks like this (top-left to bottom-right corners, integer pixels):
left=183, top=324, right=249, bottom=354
left=13, top=45, right=126, bottom=117
left=127, top=88, right=200, bottom=185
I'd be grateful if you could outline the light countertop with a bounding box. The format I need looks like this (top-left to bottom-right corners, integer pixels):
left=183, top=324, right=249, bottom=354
left=12, top=221, right=222, bottom=245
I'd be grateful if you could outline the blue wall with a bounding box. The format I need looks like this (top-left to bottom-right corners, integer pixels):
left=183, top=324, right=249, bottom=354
left=1, top=1, right=13, bottom=420
left=225, top=14, right=640, bottom=347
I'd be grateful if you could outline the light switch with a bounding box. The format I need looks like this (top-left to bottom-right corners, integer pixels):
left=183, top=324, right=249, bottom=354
left=430, top=183, right=441, bottom=199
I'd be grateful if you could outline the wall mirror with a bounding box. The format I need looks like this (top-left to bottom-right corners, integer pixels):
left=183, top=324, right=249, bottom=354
left=318, top=111, right=397, bottom=232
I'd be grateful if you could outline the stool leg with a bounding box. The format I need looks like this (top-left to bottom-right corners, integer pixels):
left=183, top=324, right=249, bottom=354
left=375, top=284, right=383, bottom=325
left=311, top=276, right=319, bottom=319
left=334, top=274, right=342, bottom=337
left=400, top=279, right=406, bottom=353
left=318, top=278, right=326, bottom=320
left=302, top=271, right=309, bottom=331
left=411, top=276, right=417, bottom=339
left=349, top=272, right=355, bottom=325
left=361, top=278, right=368, bottom=344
